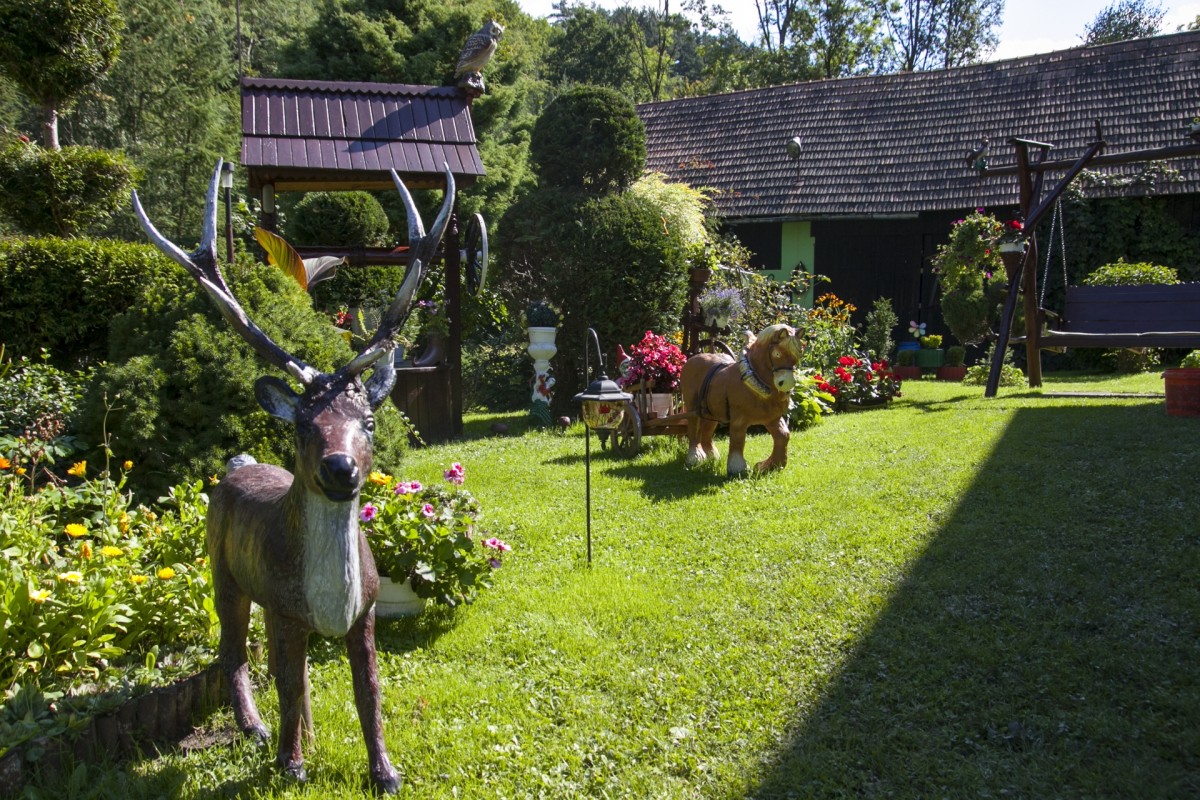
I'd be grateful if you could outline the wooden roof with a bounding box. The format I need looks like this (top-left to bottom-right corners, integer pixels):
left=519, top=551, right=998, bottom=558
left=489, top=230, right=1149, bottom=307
left=240, top=77, right=484, bottom=192
left=638, top=31, right=1200, bottom=221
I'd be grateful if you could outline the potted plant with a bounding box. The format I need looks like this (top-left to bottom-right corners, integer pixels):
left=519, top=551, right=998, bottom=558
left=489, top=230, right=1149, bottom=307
left=893, top=347, right=922, bottom=381
left=698, top=286, right=745, bottom=329
left=412, top=300, right=450, bottom=367
left=525, top=299, right=561, bottom=340
left=524, top=300, right=561, bottom=426
left=937, top=345, right=967, bottom=381
left=359, top=463, right=510, bottom=614
left=813, top=351, right=901, bottom=412
left=1164, top=349, right=1200, bottom=417
left=617, top=331, right=687, bottom=417
left=915, top=334, right=944, bottom=369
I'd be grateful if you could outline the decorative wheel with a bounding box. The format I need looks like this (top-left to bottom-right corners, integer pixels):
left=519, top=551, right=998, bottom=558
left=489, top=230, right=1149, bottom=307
left=611, top=403, right=641, bottom=456
left=694, top=337, right=736, bottom=358
left=463, top=212, right=488, bottom=296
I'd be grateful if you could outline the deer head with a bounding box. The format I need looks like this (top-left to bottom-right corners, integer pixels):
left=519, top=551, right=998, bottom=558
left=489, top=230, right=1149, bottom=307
left=132, top=160, right=454, bottom=501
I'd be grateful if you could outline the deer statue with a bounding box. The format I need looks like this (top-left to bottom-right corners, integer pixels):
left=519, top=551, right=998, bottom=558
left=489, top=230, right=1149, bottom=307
left=132, top=160, right=454, bottom=793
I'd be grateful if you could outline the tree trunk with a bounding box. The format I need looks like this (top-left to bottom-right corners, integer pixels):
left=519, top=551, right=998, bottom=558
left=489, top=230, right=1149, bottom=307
left=41, top=105, right=60, bottom=150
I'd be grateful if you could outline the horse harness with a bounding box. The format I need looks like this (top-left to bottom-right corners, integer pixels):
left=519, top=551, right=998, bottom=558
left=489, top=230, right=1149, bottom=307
left=696, top=349, right=788, bottom=423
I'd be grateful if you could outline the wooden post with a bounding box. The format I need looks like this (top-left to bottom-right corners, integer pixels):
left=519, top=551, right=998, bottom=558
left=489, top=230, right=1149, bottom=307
left=445, top=203, right=464, bottom=438
left=1014, top=144, right=1043, bottom=389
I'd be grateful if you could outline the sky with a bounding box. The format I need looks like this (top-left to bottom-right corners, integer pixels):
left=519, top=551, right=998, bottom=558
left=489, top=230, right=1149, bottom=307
left=513, top=0, right=1200, bottom=61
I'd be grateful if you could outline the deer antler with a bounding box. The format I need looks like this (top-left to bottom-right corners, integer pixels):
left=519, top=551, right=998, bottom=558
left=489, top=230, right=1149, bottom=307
left=132, top=160, right=320, bottom=385
left=361, top=165, right=456, bottom=357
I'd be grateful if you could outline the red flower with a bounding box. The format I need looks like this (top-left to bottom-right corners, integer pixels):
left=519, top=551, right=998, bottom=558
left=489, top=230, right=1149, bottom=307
left=838, top=355, right=855, bottom=366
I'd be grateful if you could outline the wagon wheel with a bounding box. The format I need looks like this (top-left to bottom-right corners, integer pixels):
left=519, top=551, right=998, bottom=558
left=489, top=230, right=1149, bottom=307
left=463, top=213, right=488, bottom=296
left=611, top=402, right=641, bottom=456
left=694, top=337, right=736, bottom=358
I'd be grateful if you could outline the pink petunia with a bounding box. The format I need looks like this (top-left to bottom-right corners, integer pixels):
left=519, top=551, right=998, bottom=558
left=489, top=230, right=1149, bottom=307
left=443, top=462, right=465, bottom=485
left=421, top=503, right=436, bottom=518
left=394, top=482, right=411, bottom=496
left=484, top=537, right=511, bottom=552
left=409, top=481, right=422, bottom=492
left=359, top=504, right=377, bottom=522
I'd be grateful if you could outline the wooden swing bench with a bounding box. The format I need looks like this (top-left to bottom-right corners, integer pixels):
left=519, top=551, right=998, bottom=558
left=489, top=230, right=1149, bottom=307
left=1019, top=282, right=1200, bottom=350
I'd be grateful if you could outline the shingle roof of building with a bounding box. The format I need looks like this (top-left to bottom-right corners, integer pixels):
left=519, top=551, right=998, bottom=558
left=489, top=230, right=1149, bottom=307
left=637, top=31, right=1200, bottom=221
left=240, top=77, right=484, bottom=192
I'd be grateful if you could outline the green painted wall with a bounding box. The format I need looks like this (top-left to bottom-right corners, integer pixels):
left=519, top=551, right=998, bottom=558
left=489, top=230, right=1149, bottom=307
left=777, top=221, right=815, bottom=306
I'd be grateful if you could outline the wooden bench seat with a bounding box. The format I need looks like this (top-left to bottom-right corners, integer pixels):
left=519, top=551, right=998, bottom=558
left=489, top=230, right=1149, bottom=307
left=1018, top=282, right=1200, bottom=349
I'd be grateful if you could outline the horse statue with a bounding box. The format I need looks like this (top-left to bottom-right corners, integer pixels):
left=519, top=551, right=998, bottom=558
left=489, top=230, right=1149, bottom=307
left=679, top=324, right=804, bottom=475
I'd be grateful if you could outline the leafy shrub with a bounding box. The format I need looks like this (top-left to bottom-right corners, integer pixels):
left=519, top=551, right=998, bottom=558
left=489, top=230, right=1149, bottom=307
left=789, top=373, right=834, bottom=431
left=861, top=297, right=898, bottom=361
left=964, top=344, right=1027, bottom=387
left=0, top=141, right=137, bottom=237
left=0, top=460, right=214, bottom=697
left=1081, top=259, right=1179, bottom=286
left=530, top=85, right=647, bottom=194
left=0, top=351, right=90, bottom=438
left=945, top=345, right=966, bottom=367
left=1181, top=350, right=1200, bottom=369
left=798, top=293, right=859, bottom=373
left=0, top=237, right=184, bottom=367
left=81, top=257, right=408, bottom=499
left=285, top=190, right=391, bottom=247
left=462, top=333, right=530, bottom=412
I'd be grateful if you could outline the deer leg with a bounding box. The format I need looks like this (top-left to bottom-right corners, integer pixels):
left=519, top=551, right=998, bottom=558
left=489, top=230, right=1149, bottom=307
left=754, top=415, right=790, bottom=473
left=214, top=565, right=269, bottom=742
left=346, top=609, right=400, bottom=794
left=726, top=420, right=749, bottom=476
left=269, top=615, right=311, bottom=782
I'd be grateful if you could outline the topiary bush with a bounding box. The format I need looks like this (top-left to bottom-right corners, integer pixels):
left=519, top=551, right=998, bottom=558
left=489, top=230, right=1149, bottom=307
left=530, top=85, right=647, bottom=194
left=82, top=256, right=409, bottom=499
left=0, top=237, right=185, bottom=367
left=1081, top=259, right=1179, bottom=287
left=0, top=141, right=137, bottom=236
left=285, top=190, right=391, bottom=247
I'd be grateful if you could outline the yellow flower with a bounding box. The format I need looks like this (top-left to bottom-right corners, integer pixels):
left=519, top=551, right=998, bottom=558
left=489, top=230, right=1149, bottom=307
left=368, top=471, right=392, bottom=486
left=80, top=542, right=93, bottom=559
left=64, top=523, right=88, bottom=538
left=15, top=467, right=26, bottom=475
left=29, top=588, right=51, bottom=603
left=58, top=571, right=83, bottom=583
left=146, top=511, right=157, bottom=522
left=130, top=574, right=148, bottom=585
left=157, top=567, right=176, bottom=580
left=0, top=456, right=10, bottom=469
left=122, top=460, right=133, bottom=470
left=117, top=513, right=130, bottom=534
left=67, top=461, right=87, bottom=478
left=101, top=546, right=123, bottom=558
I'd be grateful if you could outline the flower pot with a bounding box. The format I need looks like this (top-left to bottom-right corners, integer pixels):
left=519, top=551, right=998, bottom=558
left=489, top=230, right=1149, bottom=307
left=893, top=365, right=922, bottom=381
left=646, top=392, right=674, bottom=419
left=915, top=348, right=944, bottom=368
left=413, top=333, right=446, bottom=367
left=527, top=326, right=557, bottom=346
left=937, top=365, right=967, bottom=381
left=1163, top=368, right=1200, bottom=417
left=375, top=575, right=427, bottom=617
left=703, top=313, right=729, bottom=329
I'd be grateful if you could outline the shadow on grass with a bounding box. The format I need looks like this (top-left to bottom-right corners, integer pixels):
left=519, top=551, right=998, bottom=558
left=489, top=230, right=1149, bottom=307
left=751, top=404, right=1200, bottom=798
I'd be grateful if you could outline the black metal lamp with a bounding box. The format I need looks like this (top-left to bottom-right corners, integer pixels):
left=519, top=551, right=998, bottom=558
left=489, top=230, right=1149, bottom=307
left=571, top=328, right=632, bottom=565
left=220, top=162, right=235, bottom=264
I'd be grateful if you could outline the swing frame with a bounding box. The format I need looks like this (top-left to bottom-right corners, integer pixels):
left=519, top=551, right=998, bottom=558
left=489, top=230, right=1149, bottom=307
left=974, top=123, right=1200, bottom=398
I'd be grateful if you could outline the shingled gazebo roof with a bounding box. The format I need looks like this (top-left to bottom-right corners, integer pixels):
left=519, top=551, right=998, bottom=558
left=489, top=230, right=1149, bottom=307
left=240, top=77, right=484, bottom=193
left=638, top=31, right=1200, bottom=222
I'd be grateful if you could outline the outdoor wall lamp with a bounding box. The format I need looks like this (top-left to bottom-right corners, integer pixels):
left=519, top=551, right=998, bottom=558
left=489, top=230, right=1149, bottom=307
left=786, top=135, right=802, bottom=160
left=571, top=327, right=631, bottom=565
left=220, top=162, right=235, bottom=263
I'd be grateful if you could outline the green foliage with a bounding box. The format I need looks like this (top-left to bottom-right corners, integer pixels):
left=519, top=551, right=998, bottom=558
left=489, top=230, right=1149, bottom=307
left=963, top=344, right=1027, bottom=387
left=0, top=142, right=137, bottom=236
left=1181, top=350, right=1200, bottom=369
left=285, top=190, right=391, bottom=247
left=524, top=300, right=560, bottom=328
left=0, top=461, right=214, bottom=698
left=530, top=85, right=647, bottom=194
left=0, top=237, right=183, bottom=366
left=629, top=172, right=709, bottom=248
left=1081, top=259, right=1179, bottom=286
left=945, top=345, right=966, bottom=367
left=933, top=211, right=1014, bottom=346
left=697, top=236, right=812, bottom=334
left=1082, top=0, right=1165, bottom=45
left=0, top=352, right=90, bottom=438
left=920, top=334, right=942, bottom=349
left=897, top=347, right=916, bottom=366
left=798, top=292, right=859, bottom=373
left=80, top=257, right=407, bottom=499
left=788, top=371, right=834, bottom=430
left=861, top=296, right=898, bottom=360
left=461, top=331, right=529, bottom=412
left=360, top=468, right=508, bottom=607
left=0, top=0, right=122, bottom=146
left=310, top=265, right=410, bottom=312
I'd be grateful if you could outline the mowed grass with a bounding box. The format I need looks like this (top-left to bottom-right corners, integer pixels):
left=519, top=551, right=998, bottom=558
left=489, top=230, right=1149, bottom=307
left=29, top=371, right=1200, bottom=798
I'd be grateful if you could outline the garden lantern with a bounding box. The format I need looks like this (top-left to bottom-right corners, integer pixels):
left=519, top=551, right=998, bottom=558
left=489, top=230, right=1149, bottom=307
left=220, top=162, right=235, bottom=264
left=572, top=328, right=632, bottom=565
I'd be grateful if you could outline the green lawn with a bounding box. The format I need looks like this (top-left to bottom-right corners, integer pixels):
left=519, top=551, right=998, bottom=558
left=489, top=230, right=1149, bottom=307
left=30, top=372, right=1200, bottom=798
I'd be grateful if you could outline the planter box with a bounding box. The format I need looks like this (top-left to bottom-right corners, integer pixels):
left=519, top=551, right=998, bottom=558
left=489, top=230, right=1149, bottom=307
left=915, top=348, right=944, bottom=368
left=893, top=365, right=922, bottom=381
left=1164, top=368, right=1200, bottom=417
left=937, top=365, right=967, bottom=381
left=390, top=364, right=453, bottom=444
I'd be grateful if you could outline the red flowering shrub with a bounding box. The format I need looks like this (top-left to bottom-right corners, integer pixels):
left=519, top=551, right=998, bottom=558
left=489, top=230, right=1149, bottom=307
left=813, top=351, right=901, bottom=411
left=618, top=331, right=686, bottom=392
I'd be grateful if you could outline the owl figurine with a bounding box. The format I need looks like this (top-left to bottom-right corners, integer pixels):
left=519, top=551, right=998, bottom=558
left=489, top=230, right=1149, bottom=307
left=456, top=19, right=504, bottom=94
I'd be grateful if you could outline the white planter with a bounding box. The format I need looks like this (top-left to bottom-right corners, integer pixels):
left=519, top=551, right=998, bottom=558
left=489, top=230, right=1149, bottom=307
left=998, top=242, right=1025, bottom=253
left=526, top=326, right=557, bottom=346
left=375, top=575, right=426, bottom=618
left=647, top=392, right=675, bottom=418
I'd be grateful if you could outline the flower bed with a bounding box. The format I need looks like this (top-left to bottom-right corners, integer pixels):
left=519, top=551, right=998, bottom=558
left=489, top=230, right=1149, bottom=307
left=814, top=353, right=902, bottom=411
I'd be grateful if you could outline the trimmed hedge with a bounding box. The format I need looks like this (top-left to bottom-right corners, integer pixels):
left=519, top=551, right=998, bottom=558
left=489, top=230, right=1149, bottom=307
left=0, top=237, right=184, bottom=367
left=530, top=86, right=647, bottom=194
left=0, top=142, right=137, bottom=236
left=285, top=191, right=391, bottom=247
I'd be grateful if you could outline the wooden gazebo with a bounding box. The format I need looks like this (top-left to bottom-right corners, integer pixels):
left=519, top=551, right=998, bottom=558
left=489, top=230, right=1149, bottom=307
left=240, top=76, right=486, bottom=441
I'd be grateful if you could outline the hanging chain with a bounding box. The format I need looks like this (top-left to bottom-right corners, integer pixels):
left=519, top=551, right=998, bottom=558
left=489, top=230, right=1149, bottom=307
left=1057, top=198, right=1069, bottom=291
left=1040, top=200, right=1059, bottom=307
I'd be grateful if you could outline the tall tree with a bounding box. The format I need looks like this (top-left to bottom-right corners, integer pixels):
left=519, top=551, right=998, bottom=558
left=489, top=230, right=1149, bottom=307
left=0, top=0, right=123, bottom=149
left=546, top=2, right=639, bottom=93
left=809, top=0, right=884, bottom=78
left=877, top=0, right=1002, bottom=72
left=1082, top=0, right=1164, bottom=46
